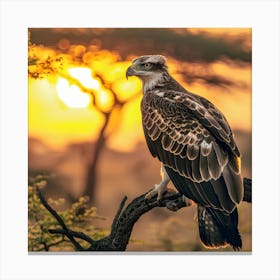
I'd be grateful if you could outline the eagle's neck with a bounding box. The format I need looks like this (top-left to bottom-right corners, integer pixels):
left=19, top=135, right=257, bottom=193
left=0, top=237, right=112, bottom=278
left=142, top=71, right=187, bottom=94
left=142, top=72, right=168, bottom=93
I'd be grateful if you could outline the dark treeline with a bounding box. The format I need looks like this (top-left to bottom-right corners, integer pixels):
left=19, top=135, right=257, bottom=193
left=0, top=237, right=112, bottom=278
left=29, top=28, right=251, bottom=64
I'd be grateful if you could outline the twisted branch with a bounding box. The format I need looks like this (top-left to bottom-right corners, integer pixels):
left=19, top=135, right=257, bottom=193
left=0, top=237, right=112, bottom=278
left=37, top=177, right=251, bottom=251
left=36, top=187, right=84, bottom=251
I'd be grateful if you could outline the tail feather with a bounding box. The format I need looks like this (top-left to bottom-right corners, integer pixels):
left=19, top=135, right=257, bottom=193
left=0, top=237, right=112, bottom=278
left=198, top=205, right=242, bottom=251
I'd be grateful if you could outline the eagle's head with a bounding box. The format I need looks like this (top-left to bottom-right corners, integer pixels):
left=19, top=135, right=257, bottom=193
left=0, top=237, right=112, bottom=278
left=126, top=55, right=168, bottom=91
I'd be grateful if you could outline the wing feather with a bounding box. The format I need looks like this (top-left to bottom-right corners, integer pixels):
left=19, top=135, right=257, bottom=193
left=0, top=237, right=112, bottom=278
left=199, top=153, right=211, bottom=181
left=178, top=155, right=191, bottom=178
left=213, top=142, right=228, bottom=167
left=174, top=143, right=185, bottom=155
left=170, top=141, right=180, bottom=154
left=145, top=118, right=154, bottom=130
left=188, top=181, right=210, bottom=206
left=191, top=156, right=202, bottom=182
left=194, top=181, right=221, bottom=209
left=211, top=178, right=236, bottom=212
left=150, top=126, right=161, bottom=141
left=222, top=165, right=243, bottom=204
left=187, top=145, right=199, bottom=160
left=228, top=154, right=241, bottom=174
left=167, top=149, right=176, bottom=169
left=201, top=141, right=212, bottom=156
left=207, top=148, right=222, bottom=180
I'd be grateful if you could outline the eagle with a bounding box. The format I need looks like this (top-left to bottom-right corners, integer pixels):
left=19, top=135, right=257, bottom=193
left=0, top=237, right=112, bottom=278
left=126, top=55, right=244, bottom=250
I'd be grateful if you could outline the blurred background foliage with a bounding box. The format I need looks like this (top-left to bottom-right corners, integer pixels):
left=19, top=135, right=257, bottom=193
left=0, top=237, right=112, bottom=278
left=28, top=172, right=108, bottom=251
left=28, top=28, right=251, bottom=252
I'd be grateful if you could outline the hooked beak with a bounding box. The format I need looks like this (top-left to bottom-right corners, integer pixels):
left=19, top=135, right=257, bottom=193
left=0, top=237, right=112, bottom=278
left=126, top=65, right=136, bottom=79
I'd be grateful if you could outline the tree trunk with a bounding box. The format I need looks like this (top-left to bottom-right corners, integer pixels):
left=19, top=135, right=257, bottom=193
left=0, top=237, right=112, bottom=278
left=83, top=112, right=110, bottom=204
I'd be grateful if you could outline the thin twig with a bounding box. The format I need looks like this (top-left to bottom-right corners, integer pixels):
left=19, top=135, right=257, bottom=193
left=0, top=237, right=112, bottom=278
left=36, top=187, right=84, bottom=251
left=48, top=229, right=96, bottom=245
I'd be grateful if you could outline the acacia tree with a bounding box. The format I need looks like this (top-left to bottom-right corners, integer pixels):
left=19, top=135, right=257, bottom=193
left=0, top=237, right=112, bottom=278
left=28, top=39, right=140, bottom=204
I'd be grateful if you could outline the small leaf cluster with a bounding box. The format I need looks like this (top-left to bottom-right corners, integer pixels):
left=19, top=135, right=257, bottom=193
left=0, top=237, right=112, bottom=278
left=28, top=32, right=64, bottom=79
left=28, top=173, right=108, bottom=251
left=28, top=51, right=64, bottom=79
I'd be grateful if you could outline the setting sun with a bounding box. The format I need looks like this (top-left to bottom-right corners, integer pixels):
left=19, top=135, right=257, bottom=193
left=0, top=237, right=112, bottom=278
left=68, top=67, right=100, bottom=90
left=56, top=67, right=102, bottom=108
left=56, top=78, right=91, bottom=108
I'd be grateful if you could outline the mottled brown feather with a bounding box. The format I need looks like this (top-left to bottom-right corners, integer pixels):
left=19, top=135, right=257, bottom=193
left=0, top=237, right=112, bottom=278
left=141, top=88, right=243, bottom=214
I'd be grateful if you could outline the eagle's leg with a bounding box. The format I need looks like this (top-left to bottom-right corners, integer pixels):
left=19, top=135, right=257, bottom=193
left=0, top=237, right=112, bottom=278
left=145, top=165, right=170, bottom=201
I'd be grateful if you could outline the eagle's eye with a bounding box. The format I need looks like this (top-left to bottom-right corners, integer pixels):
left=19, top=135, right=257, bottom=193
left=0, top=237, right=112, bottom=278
left=143, top=63, right=152, bottom=69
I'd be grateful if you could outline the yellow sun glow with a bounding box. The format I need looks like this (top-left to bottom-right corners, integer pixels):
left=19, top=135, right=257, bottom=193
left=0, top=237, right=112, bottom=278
left=30, top=42, right=251, bottom=152
left=68, top=67, right=100, bottom=90
left=96, top=89, right=114, bottom=112
left=56, top=78, right=91, bottom=108
left=56, top=67, right=101, bottom=108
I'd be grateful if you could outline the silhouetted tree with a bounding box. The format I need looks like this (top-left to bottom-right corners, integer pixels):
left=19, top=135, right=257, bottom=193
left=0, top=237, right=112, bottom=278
left=28, top=38, right=140, bottom=203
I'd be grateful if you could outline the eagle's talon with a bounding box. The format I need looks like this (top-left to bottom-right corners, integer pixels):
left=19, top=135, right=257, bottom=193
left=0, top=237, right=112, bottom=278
left=145, top=166, right=170, bottom=202
left=145, top=184, right=167, bottom=201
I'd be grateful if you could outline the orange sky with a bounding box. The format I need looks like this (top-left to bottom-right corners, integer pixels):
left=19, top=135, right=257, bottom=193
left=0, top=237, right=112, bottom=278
left=28, top=35, right=251, bottom=152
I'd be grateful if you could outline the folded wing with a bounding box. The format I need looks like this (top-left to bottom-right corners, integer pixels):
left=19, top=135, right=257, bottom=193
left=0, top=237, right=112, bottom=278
left=141, top=90, right=243, bottom=212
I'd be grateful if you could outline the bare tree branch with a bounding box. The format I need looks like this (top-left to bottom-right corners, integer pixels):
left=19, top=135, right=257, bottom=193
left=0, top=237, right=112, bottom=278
left=36, top=187, right=84, bottom=251
left=37, top=177, right=251, bottom=251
